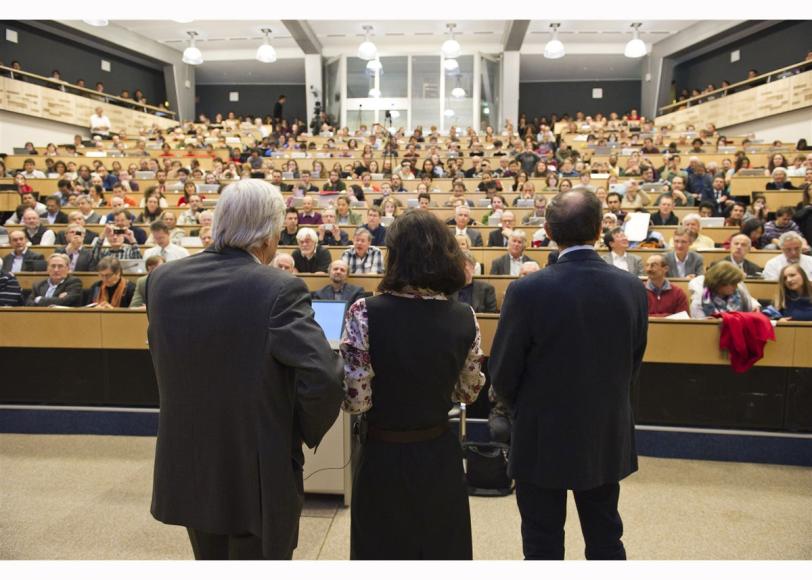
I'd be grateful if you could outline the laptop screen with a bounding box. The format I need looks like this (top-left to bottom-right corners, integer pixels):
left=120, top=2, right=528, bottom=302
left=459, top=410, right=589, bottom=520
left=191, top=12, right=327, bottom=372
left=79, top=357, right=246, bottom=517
left=312, top=300, right=348, bottom=346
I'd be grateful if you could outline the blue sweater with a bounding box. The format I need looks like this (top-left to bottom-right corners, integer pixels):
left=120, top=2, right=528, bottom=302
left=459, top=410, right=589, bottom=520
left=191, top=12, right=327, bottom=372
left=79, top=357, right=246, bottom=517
left=783, top=295, right=812, bottom=321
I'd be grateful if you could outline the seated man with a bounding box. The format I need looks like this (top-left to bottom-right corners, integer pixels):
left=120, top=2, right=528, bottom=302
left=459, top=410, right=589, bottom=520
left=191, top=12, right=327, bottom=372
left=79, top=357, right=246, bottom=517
left=89, top=106, right=111, bottom=138
left=270, top=170, right=293, bottom=193
left=298, top=196, right=323, bottom=225
left=644, top=254, right=689, bottom=317
left=1, top=230, right=47, bottom=274
left=675, top=213, right=715, bottom=251
left=603, top=227, right=644, bottom=276
left=605, top=191, right=628, bottom=223
left=321, top=170, right=346, bottom=193
left=318, top=209, right=349, bottom=246
left=716, top=234, right=763, bottom=278
left=701, top=176, right=733, bottom=217
left=292, top=227, right=332, bottom=273
left=452, top=251, right=497, bottom=313
left=43, top=195, right=69, bottom=225
left=487, top=211, right=516, bottom=247
left=55, top=212, right=99, bottom=245
left=144, top=222, right=190, bottom=262
left=664, top=226, right=705, bottom=279
left=55, top=225, right=97, bottom=272
left=650, top=194, right=679, bottom=226
left=762, top=231, right=812, bottom=281
left=453, top=205, right=483, bottom=247
left=761, top=206, right=803, bottom=249
left=129, top=255, right=165, bottom=309
left=86, top=257, right=136, bottom=308
left=362, top=206, right=387, bottom=247
left=177, top=194, right=204, bottom=225
left=90, top=223, right=143, bottom=262
left=21, top=209, right=56, bottom=246
left=0, top=271, right=23, bottom=306
left=279, top=207, right=300, bottom=246
left=271, top=252, right=296, bottom=273
left=522, top=196, right=547, bottom=225
left=340, top=228, right=384, bottom=274
left=312, top=260, right=364, bottom=304
left=25, top=254, right=83, bottom=307
left=490, top=230, right=536, bottom=275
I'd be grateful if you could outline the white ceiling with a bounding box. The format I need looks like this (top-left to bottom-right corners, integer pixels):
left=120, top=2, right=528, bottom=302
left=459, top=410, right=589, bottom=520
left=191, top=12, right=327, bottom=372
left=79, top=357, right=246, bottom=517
left=109, top=20, right=706, bottom=82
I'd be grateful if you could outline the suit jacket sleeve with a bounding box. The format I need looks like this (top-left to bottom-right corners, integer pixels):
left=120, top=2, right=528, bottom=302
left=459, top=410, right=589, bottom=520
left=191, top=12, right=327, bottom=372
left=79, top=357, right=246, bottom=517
left=631, top=284, right=649, bottom=389
left=267, top=276, right=344, bottom=448
left=482, top=283, right=498, bottom=313
left=488, top=280, right=533, bottom=405
left=490, top=256, right=505, bottom=276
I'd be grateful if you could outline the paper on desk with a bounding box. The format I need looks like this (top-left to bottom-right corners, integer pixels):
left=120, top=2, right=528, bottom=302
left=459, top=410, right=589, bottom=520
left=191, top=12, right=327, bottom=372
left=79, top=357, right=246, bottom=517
left=624, top=212, right=651, bottom=242
left=666, top=311, right=691, bottom=320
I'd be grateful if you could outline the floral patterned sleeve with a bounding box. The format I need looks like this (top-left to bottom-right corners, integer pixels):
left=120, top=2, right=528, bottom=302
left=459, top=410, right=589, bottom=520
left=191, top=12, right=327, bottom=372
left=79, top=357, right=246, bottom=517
left=454, top=306, right=486, bottom=404
left=339, top=298, right=374, bottom=414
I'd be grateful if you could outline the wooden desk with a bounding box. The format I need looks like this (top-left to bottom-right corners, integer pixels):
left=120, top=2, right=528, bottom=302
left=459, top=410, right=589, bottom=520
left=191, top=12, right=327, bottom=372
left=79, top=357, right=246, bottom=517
left=729, top=176, right=804, bottom=197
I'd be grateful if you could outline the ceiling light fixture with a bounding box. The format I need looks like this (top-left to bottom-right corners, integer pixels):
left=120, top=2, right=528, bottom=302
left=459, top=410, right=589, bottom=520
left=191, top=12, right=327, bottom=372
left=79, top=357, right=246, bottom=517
left=182, top=31, right=203, bottom=66
left=368, top=87, right=382, bottom=98
left=358, top=25, right=378, bottom=61
left=624, top=23, right=647, bottom=58
left=444, top=109, right=455, bottom=118
left=366, top=58, right=383, bottom=74
left=443, top=58, right=459, bottom=72
left=451, top=86, right=466, bottom=98
left=389, top=110, right=401, bottom=119
left=172, top=18, right=194, bottom=24
left=544, top=23, right=565, bottom=59
left=256, top=28, right=277, bottom=63
left=441, top=23, right=461, bottom=59
left=83, top=20, right=108, bottom=27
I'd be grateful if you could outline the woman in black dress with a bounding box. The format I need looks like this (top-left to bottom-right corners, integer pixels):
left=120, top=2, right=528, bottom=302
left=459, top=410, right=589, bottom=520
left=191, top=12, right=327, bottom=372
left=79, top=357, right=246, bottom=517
left=340, top=209, right=485, bottom=560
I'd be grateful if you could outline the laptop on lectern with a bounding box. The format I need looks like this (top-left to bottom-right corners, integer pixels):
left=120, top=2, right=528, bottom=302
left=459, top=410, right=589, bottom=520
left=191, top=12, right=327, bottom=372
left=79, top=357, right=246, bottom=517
left=311, top=300, right=349, bottom=350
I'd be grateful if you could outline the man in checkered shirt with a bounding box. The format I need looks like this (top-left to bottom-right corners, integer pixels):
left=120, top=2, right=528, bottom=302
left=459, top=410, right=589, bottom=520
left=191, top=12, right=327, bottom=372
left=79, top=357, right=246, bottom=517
left=340, top=228, right=384, bottom=275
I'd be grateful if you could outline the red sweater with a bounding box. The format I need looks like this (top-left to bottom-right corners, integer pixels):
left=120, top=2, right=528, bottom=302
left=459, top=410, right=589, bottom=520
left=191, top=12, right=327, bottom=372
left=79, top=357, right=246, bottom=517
left=646, top=283, right=689, bottom=317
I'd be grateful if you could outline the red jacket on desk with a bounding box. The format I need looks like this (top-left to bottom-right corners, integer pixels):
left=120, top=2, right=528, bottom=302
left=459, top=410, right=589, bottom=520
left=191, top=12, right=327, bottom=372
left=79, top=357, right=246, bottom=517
left=715, top=311, right=776, bottom=373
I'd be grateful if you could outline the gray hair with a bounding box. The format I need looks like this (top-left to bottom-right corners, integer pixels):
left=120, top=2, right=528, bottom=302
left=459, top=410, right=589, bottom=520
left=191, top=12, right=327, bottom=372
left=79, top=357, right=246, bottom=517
left=682, top=213, right=701, bottom=226
left=772, top=167, right=788, bottom=178
left=271, top=252, right=294, bottom=268
left=455, top=204, right=470, bottom=216
left=509, top=230, right=527, bottom=243
left=779, top=231, right=805, bottom=247
left=296, top=227, right=318, bottom=243
left=461, top=250, right=477, bottom=267
left=48, top=253, right=71, bottom=266
left=213, top=179, right=285, bottom=252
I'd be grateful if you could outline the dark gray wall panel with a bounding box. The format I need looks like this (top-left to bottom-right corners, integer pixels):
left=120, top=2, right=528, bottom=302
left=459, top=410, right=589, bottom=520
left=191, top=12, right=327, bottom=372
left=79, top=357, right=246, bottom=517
left=195, top=84, right=307, bottom=123
left=519, top=80, right=641, bottom=119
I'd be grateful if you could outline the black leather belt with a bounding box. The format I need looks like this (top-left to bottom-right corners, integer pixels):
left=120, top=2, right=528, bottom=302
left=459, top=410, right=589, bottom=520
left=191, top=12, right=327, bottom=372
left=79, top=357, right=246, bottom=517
left=366, top=423, right=449, bottom=443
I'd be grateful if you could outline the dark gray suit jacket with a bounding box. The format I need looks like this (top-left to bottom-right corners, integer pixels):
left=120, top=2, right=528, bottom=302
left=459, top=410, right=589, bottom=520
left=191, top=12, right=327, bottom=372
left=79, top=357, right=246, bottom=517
left=451, top=280, right=498, bottom=313
left=55, top=248, right=97, bottom=272
left=664, top=251, right=704, bottom=277
left=1, top=250, right=47, bottom=274
left=463, top=228, right=483, bottom=247
left=312, top=282, right=365, bottom=306
left=602, top=252, right=644, bottom=276
left=25, top=276, right=83, bottom=306
left=489, top=249, right=648, bottom=490
left=146, top=246, right=344, bottom=559
left=716, top=255, right=763, bottom=278
left=490, top=253, right=535, bottom=275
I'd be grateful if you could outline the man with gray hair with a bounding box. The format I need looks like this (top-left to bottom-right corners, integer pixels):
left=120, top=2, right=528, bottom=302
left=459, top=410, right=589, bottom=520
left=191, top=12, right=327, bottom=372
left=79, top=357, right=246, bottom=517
left=490, top=230, right=536, bottom=275
left=762, top=231, right=812, bottom=280
left=146, top=179, right=343, bottom=560
left=26, top=254, right=83, bottom=307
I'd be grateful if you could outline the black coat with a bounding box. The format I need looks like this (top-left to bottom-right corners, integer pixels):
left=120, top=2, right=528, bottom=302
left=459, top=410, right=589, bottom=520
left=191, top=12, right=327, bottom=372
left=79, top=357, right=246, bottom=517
left=55, top=248, right=97, bottom=272
left=489, top=249, right=648, bottom=490
left=1, top=250, right=47, bottom=274
left=487, top=229, right=509, bottom=247
left=451, top=280, right=498, bottom=313
left=146, top=247, right=344, bottom=558
left=26, top=276, right=84, bottom=307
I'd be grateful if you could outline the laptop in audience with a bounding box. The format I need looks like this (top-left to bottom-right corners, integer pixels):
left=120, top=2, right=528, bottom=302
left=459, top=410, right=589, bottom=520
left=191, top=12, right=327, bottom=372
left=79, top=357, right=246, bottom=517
left=371, top=173, right=384, bottom=180
left=737, top=169, right=764, bottom=176
left=119, top=259, right=146, bottom=274
left=406, top=199, right=418, bottom=208
left=135, top=171, right=155, bottom=180
left=13, top=148, right=29, bottom=155
left=699, top=217, right=725, bottom=228
left=282, top=172, right=294, bottom=180
left=516, top=198, right=534, bottom=208
left=197, top=184, right=220, bottom=194
left=311, top=300, right=349, bottom=350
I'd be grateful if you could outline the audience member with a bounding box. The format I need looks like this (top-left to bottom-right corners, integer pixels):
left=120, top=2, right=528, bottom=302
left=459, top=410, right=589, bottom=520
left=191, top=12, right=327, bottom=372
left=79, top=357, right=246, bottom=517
left=519, top=261, right=540, bottom=277
left=650, top=195, right=679, bottom=226
left=20, top=209, right=56, bottom=246
left=603, top=227, right=643, bottom=275
left=362, top=207, right=387, bottom=247
left=86, top=257, right=136, bottom=308
left=312, top=260, right=364, bottom=304
left=335, top=195, right=363, bottom=225
left=291, top=228, right=331, bottom=273
left=25, top=254, right=83, bottom=307
left=487, top=211, right=516, bottom=247
left=318, top=210, right=349, bottom=246
left=0, top=271, right=23, bottom=306
left=298, top=196, right=323, bottom=225
left=716, top=234, right=763, bottom=278
left=91, top=223, right=143, bottom=262
left=678, top=214, right=716, bottom=250
left=762, top=207, right=802, bottom=248
left=762, top=231, right=812, bottom=280
left=1, top=230, right=46, bottom=274
left=490, top=231, right=536, bottom=275
left=89, top=106, right=112, bottom=138
left=271, top=252, right=296, bottom=272
left=340, top=228, right=384, bottom=274
left=55, top=225, right=97, bottom=272
left=689, top=261, right=759, bottom=318
left=453, top=205, right=482, bottom=247
left=144, top=222, right=189, bottom=262
left=664, top=227, right=705, bottom=278
left=280, top=207, right=300, bottom=245
left=766, top=168, right=796, bottom=190
left=644, top=254, right=689, bottom=317
left=4, top=191, right=46, bottom=225
left=452, top=251, right=497, bottom=313
left=43, top=195, right=68, bottom=225
left=776, top=264, right=812, bottom=321
left=129, top=255, right=165, bottom=309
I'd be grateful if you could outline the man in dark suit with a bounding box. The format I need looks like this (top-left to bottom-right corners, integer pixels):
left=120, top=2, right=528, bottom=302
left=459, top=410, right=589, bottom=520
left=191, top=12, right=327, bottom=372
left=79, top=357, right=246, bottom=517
left=451, top=251, right=498, bottom=312
left=146, top=179, right=343, bottom=560
left=490, top=190, right=648, bottom=560
left=55, top=225, right=97, bottom=272
left=54, top=212, right=99, bottom=246
left=453, top=205, right=483, bottom=247
left=490, top=231, right=536, bottom=275
left=312, top=259, right=365, bottom=304
left=715, top=234, right=763, bottom=278
left=26, top=254, right=83, bottom=307
left=487, top=211, right=516, bottom=247
left=765, top=167, right=796, bottom=190
left=1, top=230, right=47, bottom=274
left=43, top=195, right=69, bottom=225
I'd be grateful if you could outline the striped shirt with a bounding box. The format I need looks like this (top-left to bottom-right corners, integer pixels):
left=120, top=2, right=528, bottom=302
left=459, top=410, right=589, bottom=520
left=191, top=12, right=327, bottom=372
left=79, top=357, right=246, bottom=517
left=90, top=239, right=143, bottom=262
left=0, top=273, right=23, bottom=306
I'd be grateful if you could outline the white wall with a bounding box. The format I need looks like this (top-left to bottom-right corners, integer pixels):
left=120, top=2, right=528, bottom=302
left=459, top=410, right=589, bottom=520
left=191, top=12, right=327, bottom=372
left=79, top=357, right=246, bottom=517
left=0, top=111, right=88, bottom=156
left=721, top=108, right=812, bottom=145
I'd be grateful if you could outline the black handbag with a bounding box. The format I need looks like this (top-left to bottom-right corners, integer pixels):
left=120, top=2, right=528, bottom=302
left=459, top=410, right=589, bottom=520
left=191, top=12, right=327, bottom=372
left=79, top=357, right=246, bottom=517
left=462, top=441, right=514, bottom=497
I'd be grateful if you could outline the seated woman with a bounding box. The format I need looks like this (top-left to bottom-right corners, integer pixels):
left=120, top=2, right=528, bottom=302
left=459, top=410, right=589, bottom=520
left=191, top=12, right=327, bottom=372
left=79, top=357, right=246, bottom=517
left=689, top=261, right=760, bottom=318
left=136, top=194, right=163, bottom=225
left=86, top=257, right=136, bottom=308
left=776, top=263, right=812, bottom=321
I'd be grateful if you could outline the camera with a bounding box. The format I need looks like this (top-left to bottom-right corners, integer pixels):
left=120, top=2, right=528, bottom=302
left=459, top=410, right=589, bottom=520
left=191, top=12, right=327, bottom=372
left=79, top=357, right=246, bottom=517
left=113, top=228, right=127, bottom=235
